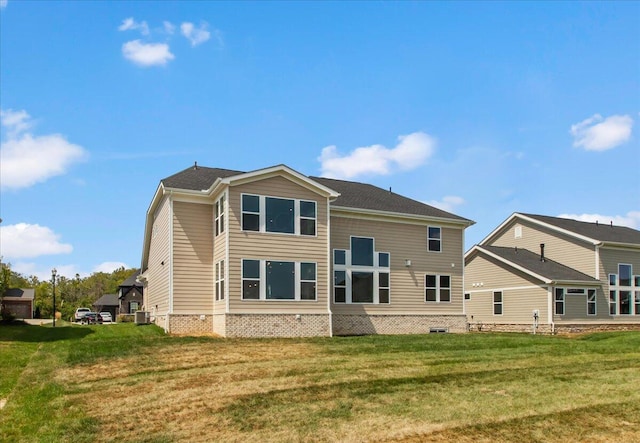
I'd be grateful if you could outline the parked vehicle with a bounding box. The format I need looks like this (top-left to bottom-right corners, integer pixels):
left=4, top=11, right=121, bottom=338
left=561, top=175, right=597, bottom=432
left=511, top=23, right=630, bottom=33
left=99, top=312, right=113, bottom=323
left=74, top=307, right=91, bottom=322
left=80, top=312, right=102, bottom=325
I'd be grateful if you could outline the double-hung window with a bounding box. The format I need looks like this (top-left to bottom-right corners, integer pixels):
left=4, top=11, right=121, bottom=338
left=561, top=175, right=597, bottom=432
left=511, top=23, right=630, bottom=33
left=241, top=194, right=316, bottom=236
left=493, top=291, right=503, bottom=315
left=427, top=226, right=441, bottom=252
left=587, top=289, right=596, bottom=315
left=425, top=275, right=450, bottom=302
left=215, top=195, right=226, bottom=236
left=555, top=288, right=565, bottom=315
left=215, top=260, right=225, bottom=301
left=242, top=259, right=316, bottom=301
left=333, top=237, right=390, bottom=304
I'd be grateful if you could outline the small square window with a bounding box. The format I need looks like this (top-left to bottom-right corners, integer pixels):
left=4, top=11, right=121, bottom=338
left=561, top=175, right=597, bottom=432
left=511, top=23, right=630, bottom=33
left=378, top=252, right=390, bottom=268
left=334, top=250, right=346, bottom=265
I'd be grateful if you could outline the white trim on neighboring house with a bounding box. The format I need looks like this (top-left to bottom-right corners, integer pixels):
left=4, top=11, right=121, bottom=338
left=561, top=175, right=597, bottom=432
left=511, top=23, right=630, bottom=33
left=462, top=229, right=466, bottom=316
left=471, top=245, right=552, bottom=283
left=169, top=192, right=174, bottom=315
left=547, top=286, right=553, bottom=326
left=326, top=195, right=333, bottom=336
left=595, top=244, right=600, bottom=280
left=225, top=188, right=230, bottom=315
left=331, top=206, right=474, bottom=229
left=466, top=285, right=542, bottom=294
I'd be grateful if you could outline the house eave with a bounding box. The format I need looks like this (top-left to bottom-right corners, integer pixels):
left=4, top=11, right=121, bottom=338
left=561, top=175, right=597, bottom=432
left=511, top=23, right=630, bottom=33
left=330, top=205, right=474, bottom=228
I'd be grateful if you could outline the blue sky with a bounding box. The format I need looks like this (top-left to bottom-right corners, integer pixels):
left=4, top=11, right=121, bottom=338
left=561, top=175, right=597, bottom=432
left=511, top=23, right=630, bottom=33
left=1, top=1, right=638, bottom=281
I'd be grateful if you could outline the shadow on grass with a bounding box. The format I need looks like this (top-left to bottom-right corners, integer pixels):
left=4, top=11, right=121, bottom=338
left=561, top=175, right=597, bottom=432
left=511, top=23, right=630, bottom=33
left=0, top=322, right=94, bottom=343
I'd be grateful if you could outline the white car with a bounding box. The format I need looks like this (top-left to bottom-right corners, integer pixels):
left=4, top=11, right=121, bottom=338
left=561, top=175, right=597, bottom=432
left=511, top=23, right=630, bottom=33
left=74, top=307, right=91, bottom=322
left=99, top=312, right=113, bottom=323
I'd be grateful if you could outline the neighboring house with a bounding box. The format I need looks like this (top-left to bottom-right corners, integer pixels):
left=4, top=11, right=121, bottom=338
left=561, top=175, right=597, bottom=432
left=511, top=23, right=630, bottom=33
left=1, top=288, right=34, bottom=319
left=93, top=293, right=119, bottom=318
left=118, top=270, right=144, bottom=314
left=465, top=213, right=640, bottom=333
left=139, top=163, right=474, bottom=337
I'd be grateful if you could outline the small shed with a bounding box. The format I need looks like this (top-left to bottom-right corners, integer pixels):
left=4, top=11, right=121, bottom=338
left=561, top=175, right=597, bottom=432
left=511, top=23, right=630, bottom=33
left=93, top=293, right=119, bottom=318
left=2, top=288, right=35, bottom=319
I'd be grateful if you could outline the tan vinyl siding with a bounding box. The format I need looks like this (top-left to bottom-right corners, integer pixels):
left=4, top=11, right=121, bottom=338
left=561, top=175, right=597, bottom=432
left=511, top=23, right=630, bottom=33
left=330, top=217, right=465, bottom=315
left=172, top=201, right=214, bottom=314
left=490, top=219, right=596, bottom=277
left=599, top=247, right=640, bottom=288
left=146, top=196, right=171, bottom=313
left=227, top=176, right=329, bottom=314
left=465, top=253, right=548, bottom=324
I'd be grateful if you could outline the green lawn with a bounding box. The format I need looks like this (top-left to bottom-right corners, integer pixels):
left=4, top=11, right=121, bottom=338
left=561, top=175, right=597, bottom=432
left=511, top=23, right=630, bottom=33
left=1, top=322, right=639, bottom=442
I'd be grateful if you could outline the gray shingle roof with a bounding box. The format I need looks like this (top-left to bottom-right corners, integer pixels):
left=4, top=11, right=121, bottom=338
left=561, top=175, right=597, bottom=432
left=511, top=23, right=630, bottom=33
left=93, top=293, right=119, bottom=307
left=162, top=165, right=243, bottom=190
left=3, top=288, right=35, bottom=300
left=159, top=164, right=472, bottom=223
left=310, top=176, right=471, bottom=221
left=521, top=213, right=640, bottom=245
left=119, top=269, right=142, bottom=288
left=481, top=245, right=600, bottom=283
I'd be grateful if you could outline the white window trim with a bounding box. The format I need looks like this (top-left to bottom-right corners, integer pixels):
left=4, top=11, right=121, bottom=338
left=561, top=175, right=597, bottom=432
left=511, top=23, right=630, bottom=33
left=332, top=238, right=391, bottom=304
left=587, top=289, right=597, bottom=316
left=214, top=195, right=226, bottom=237
left=241, top=193, right=317, bottom=237
left=424, top=274, right=451, bottom=303
left=609, top=263, right=639, bottom=315
left=493, top=291, right=503, bottom=316
left=241, top=259, right=317, bottom=301
left=618, top=263, right=633, bottom=287
left=427, top=226, right=442, bottom=252
left=554, top=288, right=565, bottom=316
left=215, top=260, right=225, bottom=301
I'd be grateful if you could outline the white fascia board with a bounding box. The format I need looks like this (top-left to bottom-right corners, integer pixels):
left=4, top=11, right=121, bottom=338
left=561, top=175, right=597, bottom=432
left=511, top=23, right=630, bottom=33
left=552, top=280, right=602, bottom=287
left=477, top=212, right=520, bottom=246
left=599, top=242, right=640, bottom=251
left=330, top=205, right=474, bottom=228
left=474, top=245, right=552, bottom=284
left=219, top=164, right=341, bottom=198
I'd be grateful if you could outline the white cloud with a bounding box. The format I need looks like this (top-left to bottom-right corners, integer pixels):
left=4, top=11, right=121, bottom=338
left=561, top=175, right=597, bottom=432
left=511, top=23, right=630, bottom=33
left=122, top=40, right=174, bottom=67
left=9, top=262, right=87, bottom=281
left=1, top=108, right=32, bottom=136
left=118, top=17, right=150, bottom=35
left=558, top=211, right=640, bottom=230
left=1, top=109, right=88, bottom=190
left=318, top=131, right=436, bottom=179
left=426, top=196, right=466, bottom=213
left=0, top=223, right=73, bottom=259
left=570, top=114, right=633, bottom=151
left=92, top=261, right=129, bottom=274
left=163, top=21, right=176, bottom=35
left=180, top=22, right=211, bottom=47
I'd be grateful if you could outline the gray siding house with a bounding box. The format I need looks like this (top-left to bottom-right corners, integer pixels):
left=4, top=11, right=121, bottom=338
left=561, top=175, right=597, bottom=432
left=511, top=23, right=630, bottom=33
left=140, top=164, right=474, bottom=337
left=465, top=213, right=640, bottom=333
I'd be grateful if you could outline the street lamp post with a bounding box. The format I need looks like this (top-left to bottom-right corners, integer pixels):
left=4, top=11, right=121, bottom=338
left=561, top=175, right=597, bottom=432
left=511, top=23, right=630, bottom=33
left=52, top=268, right=57, bottom=327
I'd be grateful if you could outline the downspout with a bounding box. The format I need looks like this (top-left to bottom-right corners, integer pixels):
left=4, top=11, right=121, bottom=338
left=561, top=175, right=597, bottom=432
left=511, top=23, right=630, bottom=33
left=594, top=244, right=600, bottom=280
left=225, top=189, right=230, bottom=316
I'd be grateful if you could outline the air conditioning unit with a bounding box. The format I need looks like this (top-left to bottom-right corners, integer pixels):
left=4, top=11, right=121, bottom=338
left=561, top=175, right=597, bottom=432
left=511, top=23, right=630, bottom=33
left=135, top=311, right=150, bottom=325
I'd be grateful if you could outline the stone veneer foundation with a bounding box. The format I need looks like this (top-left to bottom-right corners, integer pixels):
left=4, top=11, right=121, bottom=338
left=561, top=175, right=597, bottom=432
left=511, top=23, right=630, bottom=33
left=468, top=322, right=640, bottom=334
left=332, top=314, right=468, bottom=335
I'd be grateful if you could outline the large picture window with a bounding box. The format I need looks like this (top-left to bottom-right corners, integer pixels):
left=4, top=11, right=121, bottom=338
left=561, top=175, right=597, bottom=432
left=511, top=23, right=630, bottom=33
left=425, top=275, right=450, bottom=303
left=333, top=237, right=390, bottom=304
left=241, top=194, right=316, bottom=236
left=242, top=259, right=316, bottom=301
left=609, top=264, right=639, bottom=315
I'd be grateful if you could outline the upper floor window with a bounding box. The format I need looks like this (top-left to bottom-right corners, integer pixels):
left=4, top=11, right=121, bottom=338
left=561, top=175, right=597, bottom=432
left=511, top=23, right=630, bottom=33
left=609, top=264, right=639, bottom=316
left=619, top=264, right=632, bottom=287
left=215, top=195, right=226, bottom=236
left=241, top=194, right=316, bottom=236
left=428, top=226, right=441, bottom=252
left=215, top=260, right=225, bottom=301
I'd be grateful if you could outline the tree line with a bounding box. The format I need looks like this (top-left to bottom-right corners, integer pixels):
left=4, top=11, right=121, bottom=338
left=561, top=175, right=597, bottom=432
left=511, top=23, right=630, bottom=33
left=0, top=264, right=138, bottom=321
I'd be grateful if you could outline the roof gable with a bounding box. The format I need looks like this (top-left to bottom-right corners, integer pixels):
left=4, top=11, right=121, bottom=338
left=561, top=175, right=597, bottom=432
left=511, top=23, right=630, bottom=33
left=468, top=245, right=600, bottom=284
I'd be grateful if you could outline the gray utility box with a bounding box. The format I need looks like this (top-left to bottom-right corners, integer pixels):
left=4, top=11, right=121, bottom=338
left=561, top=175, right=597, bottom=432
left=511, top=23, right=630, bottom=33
left=135, top=311, right=150, bottom=325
